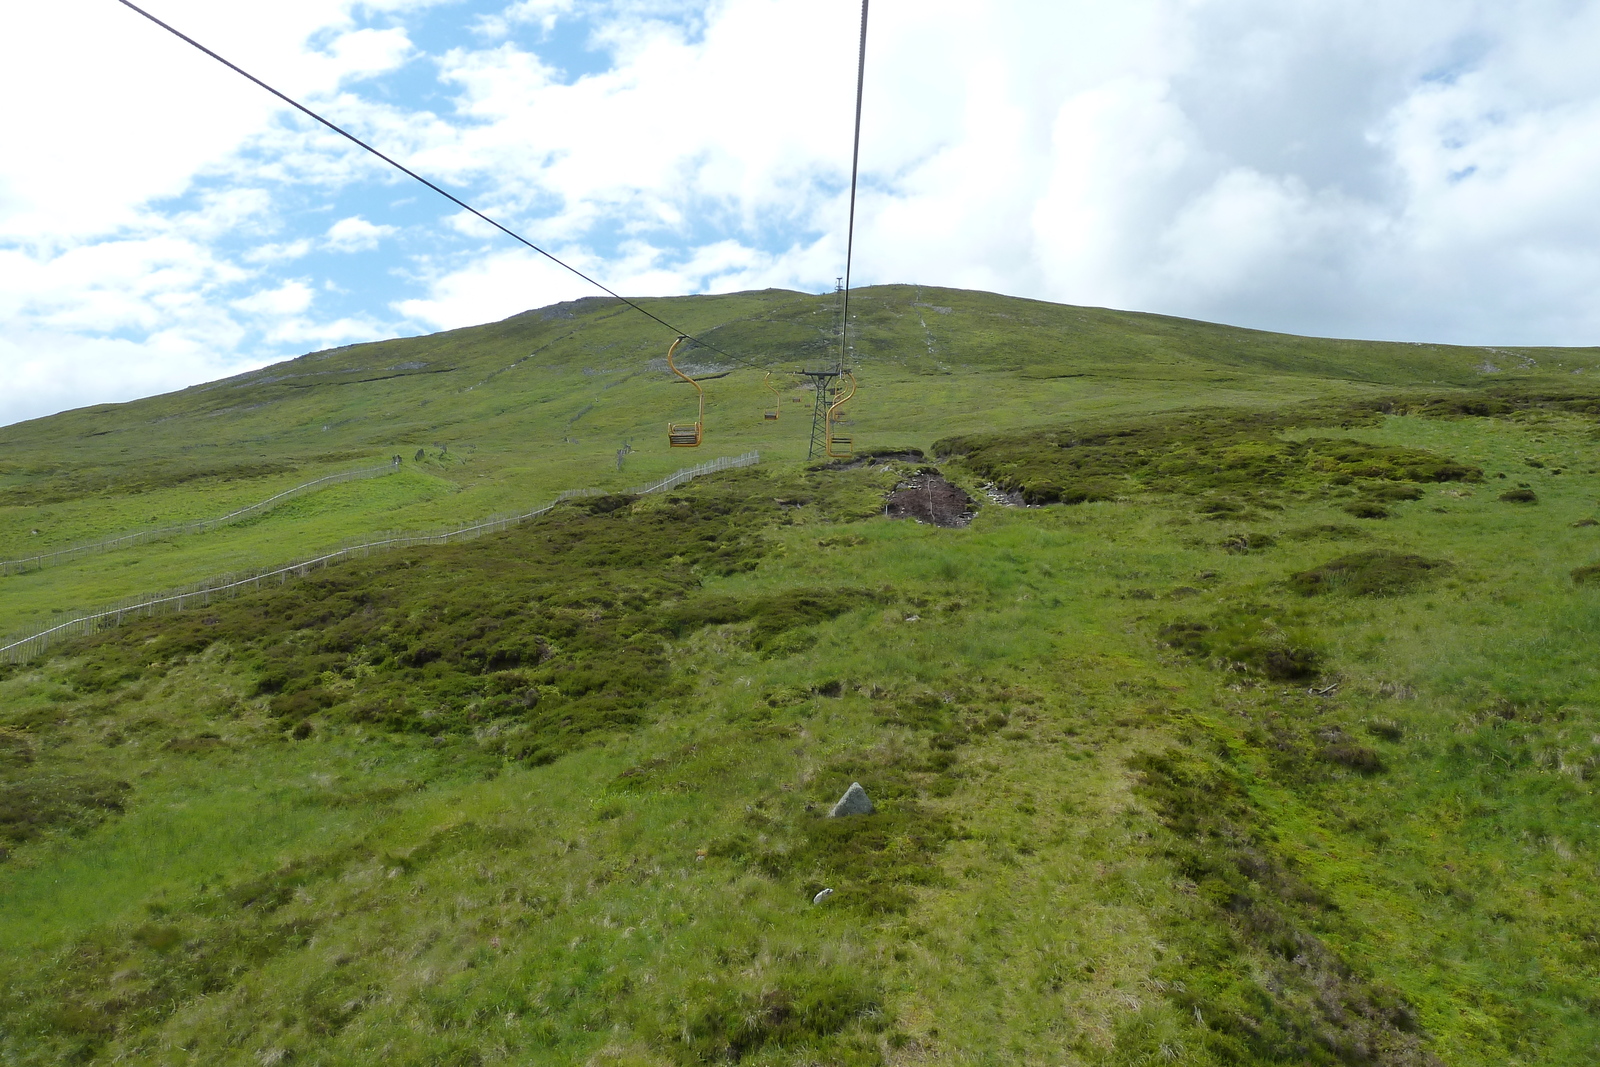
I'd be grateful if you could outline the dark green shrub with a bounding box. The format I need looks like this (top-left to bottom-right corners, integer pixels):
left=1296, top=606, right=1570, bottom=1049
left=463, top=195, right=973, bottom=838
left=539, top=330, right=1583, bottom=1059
left=268, top=688, right=336, bottom=720
left=1287, top=551, right=1449, bottom=597
left=1365, top=718, right=1404, bottom=741
left=1365, top=484, right=1423, bottom=502
left=933, top=400, right=1481, bottom=508
left=0, top=775, right=129, bottom=856
left=1320, top=743, right=1384, bottom=773
left=1159, top=609, right=1321, bottom=680
left=672, top=971, right=882, bottom=1065
left=1284, top=523, right=1366, bottom=541
left=59, top=470, right=880, bottom=767
left=1130, top=748, right=1433, bottom=1064
left=1342, top=501, right=1390, bottom=519
left=1500, top=488, right=1538, bottom=503
left=1572, top=563, right=1600, bottom=585
left=1221, top=532, right=1276, bottom=553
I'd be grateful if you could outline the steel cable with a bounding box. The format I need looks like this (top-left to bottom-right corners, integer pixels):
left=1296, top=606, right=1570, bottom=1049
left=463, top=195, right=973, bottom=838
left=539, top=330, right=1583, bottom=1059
left=838, top=0, right=870, bottom=369
left=114, top=0, right=765, bottom=369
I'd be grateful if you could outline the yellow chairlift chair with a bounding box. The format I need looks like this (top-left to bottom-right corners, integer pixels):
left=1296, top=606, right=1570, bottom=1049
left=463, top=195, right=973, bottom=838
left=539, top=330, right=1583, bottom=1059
left=763, top=371, right=781, bottom=421
left=665, top=336, right=703, bottom=447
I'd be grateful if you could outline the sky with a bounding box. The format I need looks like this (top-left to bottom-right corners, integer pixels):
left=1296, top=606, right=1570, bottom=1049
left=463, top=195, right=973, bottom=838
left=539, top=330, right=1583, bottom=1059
left=3, top=0, right=1600, bottom=427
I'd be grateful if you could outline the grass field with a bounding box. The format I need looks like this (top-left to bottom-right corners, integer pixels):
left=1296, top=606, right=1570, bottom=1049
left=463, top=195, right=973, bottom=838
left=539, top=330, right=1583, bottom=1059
left=3, top=287, right=1600, bottom=1064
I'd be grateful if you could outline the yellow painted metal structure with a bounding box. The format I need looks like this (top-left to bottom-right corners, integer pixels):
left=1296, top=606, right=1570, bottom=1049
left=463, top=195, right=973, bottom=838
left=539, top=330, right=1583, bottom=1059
left=665, top=336, right=703, bottom=447
left=763, top=371, right=781, bottom=421
left=825, top=369, right=856, bottom=458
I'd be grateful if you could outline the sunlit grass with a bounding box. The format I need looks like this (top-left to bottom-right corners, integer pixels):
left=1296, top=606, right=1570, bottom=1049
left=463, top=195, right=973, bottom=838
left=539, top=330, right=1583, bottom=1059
left=8, top=306, right=1600, bottom=1061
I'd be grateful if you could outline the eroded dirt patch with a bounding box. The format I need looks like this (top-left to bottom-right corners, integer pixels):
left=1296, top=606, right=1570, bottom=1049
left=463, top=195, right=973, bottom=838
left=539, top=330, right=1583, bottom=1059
left=885, top=471, right=976, bottom=528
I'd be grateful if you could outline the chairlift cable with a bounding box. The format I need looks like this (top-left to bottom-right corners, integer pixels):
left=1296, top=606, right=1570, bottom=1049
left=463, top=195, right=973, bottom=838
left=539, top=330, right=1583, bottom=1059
left=838, top=0, right=869, bottom=370
left=112, top=0, right=762, bottom=370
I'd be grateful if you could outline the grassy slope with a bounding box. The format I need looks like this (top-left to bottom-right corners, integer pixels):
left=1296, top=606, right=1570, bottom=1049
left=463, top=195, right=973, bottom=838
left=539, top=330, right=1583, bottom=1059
left=2, top=290, right=1600, bottom=1064
left=7, top=284, right=1596, bottom=629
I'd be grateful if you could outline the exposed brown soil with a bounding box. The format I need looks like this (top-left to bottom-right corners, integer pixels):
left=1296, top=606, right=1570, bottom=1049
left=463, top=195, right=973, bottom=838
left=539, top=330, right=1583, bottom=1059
left=885, top=472, right=976, bottom=528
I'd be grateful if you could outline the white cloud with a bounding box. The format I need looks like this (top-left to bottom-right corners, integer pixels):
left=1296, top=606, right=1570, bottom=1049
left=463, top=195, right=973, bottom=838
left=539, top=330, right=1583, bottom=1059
left=7, top=0, right=1600, bottom=428
left=476, top=0, right=575, bottom=38
left=261, top=315, right=387, bottom=347
left=325, top=215, right=398, bottom=252
left=0, top=0, right=445, bottom=425
left=0, top=327, right=263, bottom=430
left=233, top=280, right=316, bottom=316
left=394, top=247, right=598, bottom=328
left=246, top=239, right=316, bottom=263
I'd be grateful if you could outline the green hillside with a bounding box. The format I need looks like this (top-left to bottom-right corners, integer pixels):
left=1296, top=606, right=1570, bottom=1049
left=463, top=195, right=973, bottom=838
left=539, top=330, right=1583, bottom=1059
left=3, top=284, right=1594, bottom=634
left=4, top=287, right=1600, bottom=1064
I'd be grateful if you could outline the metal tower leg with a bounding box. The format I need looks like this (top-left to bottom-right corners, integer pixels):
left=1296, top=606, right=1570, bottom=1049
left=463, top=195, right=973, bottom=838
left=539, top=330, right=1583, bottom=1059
left=807, top=374, right=837, bottom=459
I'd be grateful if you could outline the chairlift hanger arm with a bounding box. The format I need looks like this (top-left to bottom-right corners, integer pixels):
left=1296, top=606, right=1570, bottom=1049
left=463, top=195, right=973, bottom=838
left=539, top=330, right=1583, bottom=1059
left=824, top=369, right=857, bottom=459
left=665, top=336, right=704, bottom=447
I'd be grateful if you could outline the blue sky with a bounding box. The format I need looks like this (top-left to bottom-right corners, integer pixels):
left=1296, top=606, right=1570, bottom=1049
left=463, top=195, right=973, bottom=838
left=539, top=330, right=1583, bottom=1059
left=4, top=0, right=1600, bottom=426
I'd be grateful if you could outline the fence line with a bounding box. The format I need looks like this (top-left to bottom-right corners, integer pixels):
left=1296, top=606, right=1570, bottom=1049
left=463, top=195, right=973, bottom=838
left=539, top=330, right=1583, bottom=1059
left=1, top=452, right=758, bottom=664
left=1, top=460, right=402, bottom=576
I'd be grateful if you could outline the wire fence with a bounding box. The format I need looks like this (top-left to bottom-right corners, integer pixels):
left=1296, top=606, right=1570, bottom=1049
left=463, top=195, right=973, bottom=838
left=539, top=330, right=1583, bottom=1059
left=1, top=460, right=402, bottom=576
left=1, top=452, right=758, bottom=665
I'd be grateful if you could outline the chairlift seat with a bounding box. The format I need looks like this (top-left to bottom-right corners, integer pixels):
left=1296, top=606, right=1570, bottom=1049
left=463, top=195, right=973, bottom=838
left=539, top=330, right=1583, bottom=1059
left=664, top=336, right=705, bottom=448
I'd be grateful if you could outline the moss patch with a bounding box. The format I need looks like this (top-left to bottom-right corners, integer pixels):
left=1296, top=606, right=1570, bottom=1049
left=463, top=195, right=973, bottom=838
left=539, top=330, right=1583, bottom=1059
left=1131, top=747, right=1440, bottom=1066
left=1159, top=606, right=1322, bottom=681
left=0, top=774, right=130, bottom=859
left=56, top=469, right=886, bottom=768
left=933, top=399, right=1482, bottom=507
left=1286, top=551, right=1450, bottom=597
left=1571, top=563, right=1600, bottom=585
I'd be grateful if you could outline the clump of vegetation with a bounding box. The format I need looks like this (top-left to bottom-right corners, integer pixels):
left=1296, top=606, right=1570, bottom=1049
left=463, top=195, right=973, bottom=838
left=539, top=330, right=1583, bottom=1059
left=662, top=587, right=879, bottom=653
left=1284, top=523, right=1367, bottom=541
left=1159, top=606, right=1322, bottom=680
left=710, top=756, right=958, bottom=915
left=1314, top=727, right=1386, bottom=774
left=1342, top=500, right=1390, bottom=519
left=933, top=398, right=1482, bottom=507
left=1365, top=484, right=1424, bottom=502
left=1499, top=488, right=1538, bottom=503
left=667, top=970, right=885, bottom=1065
left=1365, top=717, right=1405, bottom=741
left=0, top=773, right=129, bottom=859
left=1571, top=563, right=1600, bottom=585
left=1221, top=531, right=1276, bottom=553
left=1130, top=748, right=1437, bottom=1065
left=1286, top=551, right=1450, bottom=597
left=53, top=469, right=881, bottom=767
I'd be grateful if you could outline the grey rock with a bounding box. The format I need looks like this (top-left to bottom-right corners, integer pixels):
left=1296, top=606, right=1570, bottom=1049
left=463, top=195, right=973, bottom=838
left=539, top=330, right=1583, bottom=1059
left=829, top=782, right=874, bottom=817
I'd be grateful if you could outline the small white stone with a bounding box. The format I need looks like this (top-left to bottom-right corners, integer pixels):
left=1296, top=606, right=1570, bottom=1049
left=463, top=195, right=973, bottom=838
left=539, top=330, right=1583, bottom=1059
left=813, top=888, right=834, bottom=905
